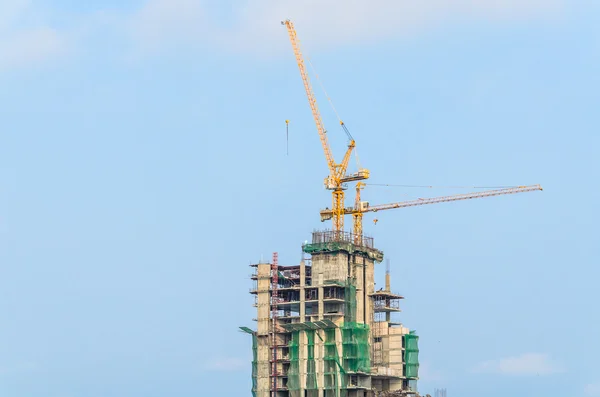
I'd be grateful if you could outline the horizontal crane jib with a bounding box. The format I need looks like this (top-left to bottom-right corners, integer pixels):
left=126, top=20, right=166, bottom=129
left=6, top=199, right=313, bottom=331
left=365, top=185, right=543, bottom=213
left=318, top=185, right=543, bottom=220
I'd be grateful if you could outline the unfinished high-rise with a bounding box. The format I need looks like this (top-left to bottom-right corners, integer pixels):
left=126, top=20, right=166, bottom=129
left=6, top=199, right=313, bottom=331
left=241, top=231, right=420, bottom=397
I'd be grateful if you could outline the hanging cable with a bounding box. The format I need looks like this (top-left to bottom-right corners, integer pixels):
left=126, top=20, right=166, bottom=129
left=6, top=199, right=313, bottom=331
left=285, top=120, right=289, bottom=155
left=353, top=146, right=363, bottom=170
left=305, top=56, right=353, bottom=142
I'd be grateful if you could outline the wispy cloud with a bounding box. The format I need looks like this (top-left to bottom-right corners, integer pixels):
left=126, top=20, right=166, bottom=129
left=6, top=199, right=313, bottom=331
left=130, top=0, right=209, bottom=53
left=204, top=357, right=246, bottom=371
left=0, top=1, right=68, bottom=70
left=128, top=0, right=565, bottom=56
left=472, top=353, right=564, bottom=376
left=585, top=383, right=600, bottom=396
left=0, top=0, right=568, bottom=67
left=0, top=28, right=66, bottom=69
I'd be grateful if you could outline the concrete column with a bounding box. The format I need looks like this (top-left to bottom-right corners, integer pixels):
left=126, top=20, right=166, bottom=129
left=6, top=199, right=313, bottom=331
left=257, top=335, right=271, bottom=397
left=257, top=263, right=271, bottom=336
left=256, top=263, right=272, bottom=396
left=355, top=258, right=365, bottom=324
left=299, top=330, right=306, bottom=395
left=316, top=329, right=324, bottom=397
left=318, top=272, right=324, bottom=321
left=365, top=258, right=375, bottom=328
left=300, top=260, right=306, bottom=322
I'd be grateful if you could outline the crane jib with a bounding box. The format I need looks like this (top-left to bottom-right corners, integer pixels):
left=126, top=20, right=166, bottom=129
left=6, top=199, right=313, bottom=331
left=318, top=185, right=543, bottom=220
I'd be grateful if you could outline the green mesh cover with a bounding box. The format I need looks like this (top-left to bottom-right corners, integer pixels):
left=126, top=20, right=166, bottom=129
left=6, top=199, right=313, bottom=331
left=303, top=240, right=384, bottom=262
left=251, top=334, right=257, bottom=396
left=341, top=323, right=371, bottom=374
left=278, top=271, right=290, bottom=281
left=324, top=328, right=347, bottom=397
left=240, top=327, right=257, bottom=397
left=341, top=280, right=370, bottom=374
left=404, top=332, right=420, bottom=379
left=344, top=282, right=357, bottom=324
left=305, top=330, right=318, bottom=397
left=288, top=331, right=301, bottom=397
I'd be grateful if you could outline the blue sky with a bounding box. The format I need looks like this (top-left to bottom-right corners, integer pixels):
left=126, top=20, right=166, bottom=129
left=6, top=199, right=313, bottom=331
left=0, top=1, right=598, bottom=396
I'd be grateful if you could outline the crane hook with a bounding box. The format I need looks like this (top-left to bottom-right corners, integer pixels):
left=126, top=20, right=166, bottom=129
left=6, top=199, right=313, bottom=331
left=285, top=120, right=289, bottom=155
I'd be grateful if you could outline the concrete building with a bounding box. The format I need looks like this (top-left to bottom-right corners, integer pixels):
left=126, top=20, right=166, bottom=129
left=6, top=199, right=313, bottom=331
left=241, top=231, right=420, bottom=397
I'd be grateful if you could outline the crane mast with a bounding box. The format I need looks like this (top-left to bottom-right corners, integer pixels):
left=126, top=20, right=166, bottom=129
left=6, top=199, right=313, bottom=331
left=282, top=19, right=369, bottom=234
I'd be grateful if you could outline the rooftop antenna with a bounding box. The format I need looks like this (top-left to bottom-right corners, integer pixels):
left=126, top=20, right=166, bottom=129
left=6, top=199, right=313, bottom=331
left=385, top=258, right=391, bottom=292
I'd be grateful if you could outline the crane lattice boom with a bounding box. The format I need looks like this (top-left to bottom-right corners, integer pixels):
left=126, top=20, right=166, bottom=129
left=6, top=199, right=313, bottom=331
left=321, top=185, right=543, bottom=224
left=282, top=19, right=335, bottom=175
left=282, top=19, right=541, bottom=238
left=282, top=19, right=369, bottom=233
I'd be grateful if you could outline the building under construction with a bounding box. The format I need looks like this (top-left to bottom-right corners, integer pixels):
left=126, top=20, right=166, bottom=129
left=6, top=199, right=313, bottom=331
left=241, top=230, right=420, bottom=397
left=239, top=18, right=541, bottom=397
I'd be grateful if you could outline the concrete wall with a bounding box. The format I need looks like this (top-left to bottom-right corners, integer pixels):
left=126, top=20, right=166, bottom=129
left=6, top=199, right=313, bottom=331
left=257, top=263, right=271, bottom=336
left=311, top=252, right=348, bottom=282
left=257, top=335, right=271, bottom=397
left=353, top=254, right=375, bottom=325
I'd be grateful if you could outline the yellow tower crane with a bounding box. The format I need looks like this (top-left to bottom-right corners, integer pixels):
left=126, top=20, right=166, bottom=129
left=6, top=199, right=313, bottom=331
left=282, top=19, right=369, bottom=235
left=283, top=19, right=543, bottom=241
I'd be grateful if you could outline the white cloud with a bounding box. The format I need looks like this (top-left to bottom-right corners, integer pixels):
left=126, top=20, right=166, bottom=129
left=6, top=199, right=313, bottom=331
left=585, top=383, right=600, bottom=396
left=0, top=1, right=68, bottom=70
left=0, top=0, right=570, bottom=67
left=128, top=0, right=565, bottom=55
left=130, top=0, right=209, bottom=53
left=0, top=28, right=65, bottom=69
left=204, top=357, right=246, bottom=371
left=472, top=353, right=564, bottom=376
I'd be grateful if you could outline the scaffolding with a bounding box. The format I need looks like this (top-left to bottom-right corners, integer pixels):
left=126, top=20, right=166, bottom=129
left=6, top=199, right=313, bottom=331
left=271, top=253, right=280, bottom=395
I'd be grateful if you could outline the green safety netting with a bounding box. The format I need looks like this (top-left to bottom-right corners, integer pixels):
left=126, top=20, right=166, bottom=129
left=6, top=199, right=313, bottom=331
left=341, top=280, right=370, bottom=374
left=341, top=322, right=371, bottom=374
left=324, top=279, right=346, bottom=287
left=344, top=282, right=357, bottom=323
left=324, top=328, right=347, bottom=397
left=252, top=335, right=257, bottom=396
left=303, top=240, right=383, bottom=262
left=239, top=327, right=258, bottom=397
left=277, top=271, right=289, bottom=281
left=288, top=331, right=301, bottom=397
left=404, top=331, right=419, bottom=379
left=305, top=330, right=318, bottom=397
